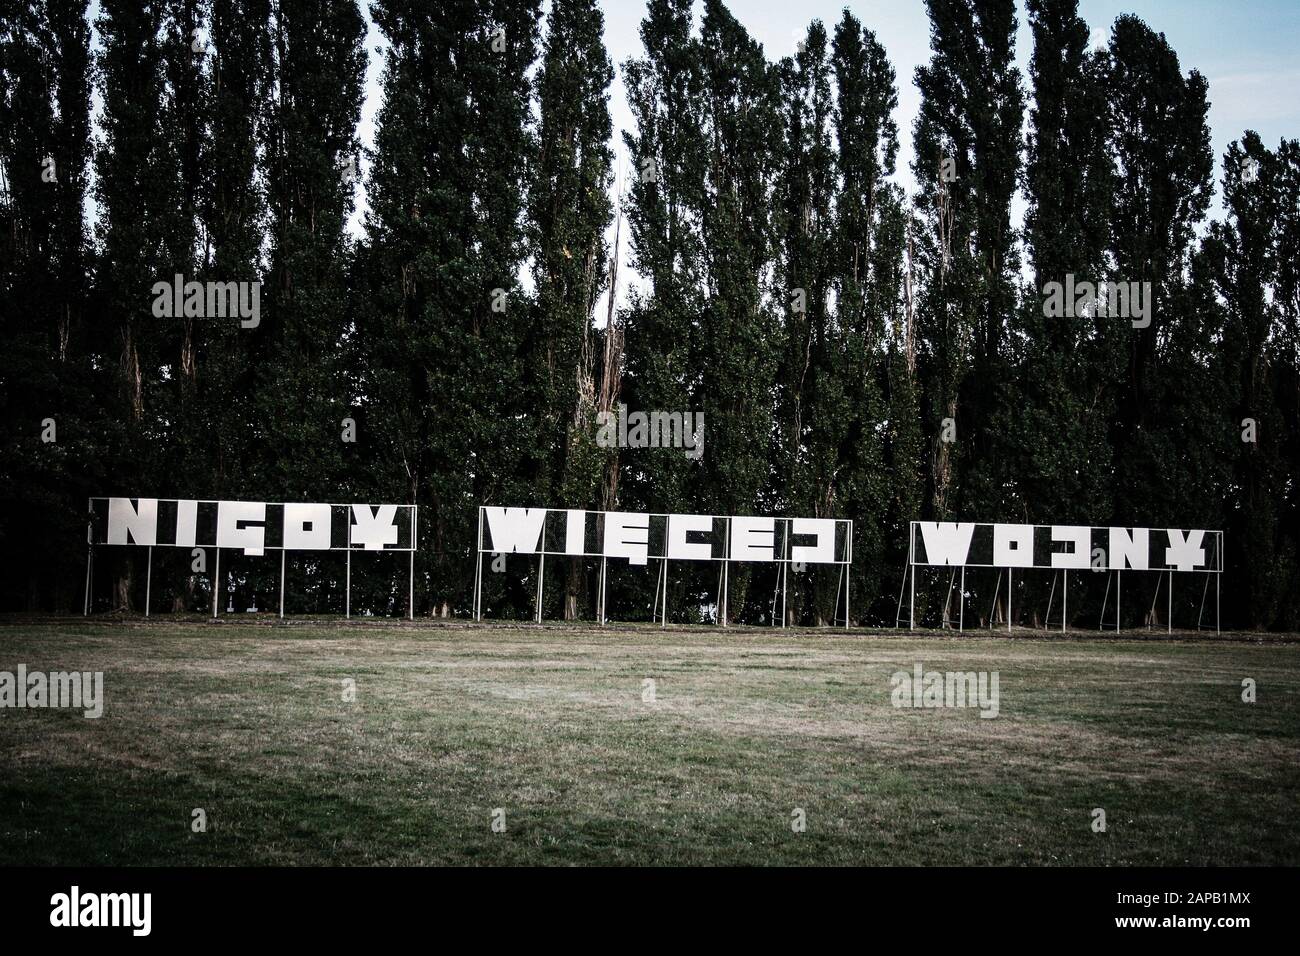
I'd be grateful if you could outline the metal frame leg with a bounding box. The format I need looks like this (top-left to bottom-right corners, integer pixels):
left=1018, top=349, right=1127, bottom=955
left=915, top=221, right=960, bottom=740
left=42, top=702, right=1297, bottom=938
left=845, top=520, right=852, bottom=631
left=1117, top=569, right=1122, bottom=633
left=1197, top=572, right=1209, bottom=630
left=942, top=568, right=956, bottom=628
left=599, top=555, right=607, bottom=624
left=1099, top=568, right=1111, bottom=631
left=1007, top=568, right=1013, bottom=633
left=535, top=522, right=546, bottom=624
left=781, top=521, right=789, bottom=628
left=1044, top=570, right=1057, bottom=631
left=989, top=569, right=1002, bottom=630
left=1147, top=571, right=1162, bottom=630
left=662, top=558, right=669, bottom=628
left=843, top=562, right=850, bottom=631
left=721, top=518, right=731, bottom=627
left=409, top=507, right=417, bottom=621
left=84, top=546, right=92, bottom=616
left=959, top=566, right=965, bottom=632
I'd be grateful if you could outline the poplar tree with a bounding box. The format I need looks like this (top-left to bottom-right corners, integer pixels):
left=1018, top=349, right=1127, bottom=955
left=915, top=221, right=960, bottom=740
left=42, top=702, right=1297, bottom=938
left=911, top=0, right=1024, bottom=525
left=694, top=0, right=780, bottom=528
left=1015, top=0, right=1115, bottom=533
left=361, top=0, right=540, bottom=616
left=192, top=0, right=270, bottom=497
left=93, top=0, right=186, bottom=608
left=255, top=0, right=364, bottom=506
left=830, top=10, right=908, bottom=623
left=1105, top=14, right=1214, bottom=532
left=1203, top=133, right=1288, bottom=628
left=620, top=0, right=704, bottom=521
left=527, top=0, right=614, bottom=618
left=0, top=0, right=94, bottom=609
left=1272, top=138, right=1300, bottom=628
left=772, top=21, right=835, bottom=621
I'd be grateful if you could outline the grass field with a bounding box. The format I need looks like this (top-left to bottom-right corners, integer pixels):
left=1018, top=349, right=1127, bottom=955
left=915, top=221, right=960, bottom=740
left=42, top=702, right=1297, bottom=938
left=1, top=619, right=1297, bottom=866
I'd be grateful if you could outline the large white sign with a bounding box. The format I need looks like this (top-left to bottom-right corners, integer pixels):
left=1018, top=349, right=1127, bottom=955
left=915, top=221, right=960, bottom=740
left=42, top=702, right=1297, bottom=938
left=479, top=507, right=852, bottom=566
left=909, top=521, right=1222, bottom=573
left=88, top=498, right=417, bottom=555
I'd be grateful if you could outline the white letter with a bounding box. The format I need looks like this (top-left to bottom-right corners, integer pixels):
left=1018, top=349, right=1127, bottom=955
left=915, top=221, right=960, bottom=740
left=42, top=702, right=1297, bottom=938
left=216, top=501, right=266, bottom=556
left=351, top=505, right=399, bottom=550
left=50, top=893, right=70, bottom=927
left=1164, top=529, right=1206, bottom=571
left=791, top=518, right=836, bottom=565
left=666, top=513, right=713, bottom=561
left=917, top=522, right=976, bottom=565
left=1108, top=527, right=1149, bottom=570
left=563, top=510, right=587, bottom=555
left=484, top=507, right=547, bottom=554
left=993, top=524, right=1035, bottom=568
left=175, top=499, right=198, bottom=547
left=604, top=511, right=650, bottom=565
left=1050, top=526, right=1091, bottom=569
left=107, top=498, right=158, bottom=546
left=730, top=516, right=775, bottom=561
left=133, top=893, right=151, bottom=937
left=283, top=503, right=332, bottom=550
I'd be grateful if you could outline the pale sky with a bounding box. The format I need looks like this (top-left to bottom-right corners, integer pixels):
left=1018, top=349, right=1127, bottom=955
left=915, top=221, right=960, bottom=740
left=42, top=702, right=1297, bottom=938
left=83, top=2, right=1300, bottom=307
left=354, top=1, right=1300, bottom=312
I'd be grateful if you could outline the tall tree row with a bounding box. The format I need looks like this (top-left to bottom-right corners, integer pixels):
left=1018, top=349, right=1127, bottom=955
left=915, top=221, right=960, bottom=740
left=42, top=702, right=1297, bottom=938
left=1014, top=0, right=1115, bottom=531
left=254, top=0, right=364, bottom=504
left=358, top=0, right=540, bottom=617
left=620, top=0, right=704, bottom=525
left=3, top=0, right=1300, bottom=629
left=526, top=0, right=614, bottom=618
left=828, top=12, right=909, bottom=621
left=910, top=0, right=1024, bottom=530
left=0, top=0, right=94, bottom=608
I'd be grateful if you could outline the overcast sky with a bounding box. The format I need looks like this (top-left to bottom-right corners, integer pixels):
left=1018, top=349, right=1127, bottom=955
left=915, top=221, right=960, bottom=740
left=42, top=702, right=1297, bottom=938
left=80, top=2, right=1300, bottom=308
left=351, top=1, right=1300, bottom=310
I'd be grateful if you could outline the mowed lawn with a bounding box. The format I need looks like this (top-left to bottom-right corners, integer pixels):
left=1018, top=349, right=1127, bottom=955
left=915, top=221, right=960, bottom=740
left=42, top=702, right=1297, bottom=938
left=1, top=620, right=1297, bottom=866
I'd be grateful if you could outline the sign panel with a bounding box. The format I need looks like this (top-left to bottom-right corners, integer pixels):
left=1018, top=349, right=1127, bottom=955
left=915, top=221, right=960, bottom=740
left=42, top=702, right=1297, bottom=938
left=908, top=521, right=1222, bottom=573
left=88, top=498, right=417, bottom=555
left=479, top=507, right=852, bottom=566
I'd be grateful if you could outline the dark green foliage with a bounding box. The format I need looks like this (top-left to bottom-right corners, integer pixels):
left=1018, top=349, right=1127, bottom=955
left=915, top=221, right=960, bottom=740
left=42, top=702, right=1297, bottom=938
left=528, top=0, right=614, bottom=618
left=911, top=0, right=1024, bottom=524
left=619, top=0, right=703, bottom=521
left=359, top=0, right=541, bottom=616
left=1202, top=133, right=1294, bottom=628
left=1013, top=0, right=1116, bottom=529
left=0, top=0, right=95, bottom=610
left=1105, top=14, right=1215, bottom=530
left=4, top=0, right=1300, bottom=630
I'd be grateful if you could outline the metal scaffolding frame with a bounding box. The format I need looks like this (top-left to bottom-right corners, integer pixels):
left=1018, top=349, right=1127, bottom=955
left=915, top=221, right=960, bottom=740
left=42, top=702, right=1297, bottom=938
left=84, top=498, right=417, bottom=620
left=474, top=508, right=853, bottom=628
